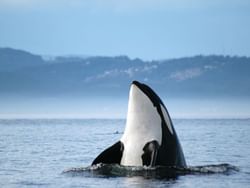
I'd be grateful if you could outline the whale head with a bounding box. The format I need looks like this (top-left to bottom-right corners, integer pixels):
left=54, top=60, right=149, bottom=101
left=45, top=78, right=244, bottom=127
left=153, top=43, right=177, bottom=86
left=120, top=81, right=175, bottom=166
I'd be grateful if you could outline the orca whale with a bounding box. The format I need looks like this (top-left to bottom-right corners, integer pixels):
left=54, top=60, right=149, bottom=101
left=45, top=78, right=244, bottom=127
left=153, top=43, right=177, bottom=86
left=92, top=81, right=186, bottom=168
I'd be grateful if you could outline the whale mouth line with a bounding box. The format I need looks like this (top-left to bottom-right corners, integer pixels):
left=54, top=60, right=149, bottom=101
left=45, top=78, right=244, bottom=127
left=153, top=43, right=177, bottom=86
left=63, top=163, right=239, bottom=179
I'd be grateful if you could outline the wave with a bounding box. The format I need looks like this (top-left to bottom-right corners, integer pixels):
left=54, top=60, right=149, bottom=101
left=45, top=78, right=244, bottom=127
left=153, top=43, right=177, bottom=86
left=63, top=163, right=239, bottom=179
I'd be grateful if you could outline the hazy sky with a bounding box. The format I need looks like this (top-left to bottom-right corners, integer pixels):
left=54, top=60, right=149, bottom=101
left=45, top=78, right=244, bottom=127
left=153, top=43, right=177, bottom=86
left=0, top=0, right=250, bottom=60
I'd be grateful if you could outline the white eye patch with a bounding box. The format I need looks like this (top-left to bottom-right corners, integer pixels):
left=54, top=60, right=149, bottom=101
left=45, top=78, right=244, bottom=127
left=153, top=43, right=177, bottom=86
left=160, top=104, right=173, bottom=135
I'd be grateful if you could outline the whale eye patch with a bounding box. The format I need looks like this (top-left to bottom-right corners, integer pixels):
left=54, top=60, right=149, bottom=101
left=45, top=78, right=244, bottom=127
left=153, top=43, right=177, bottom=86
left=160, top=104, right=173, bottom=135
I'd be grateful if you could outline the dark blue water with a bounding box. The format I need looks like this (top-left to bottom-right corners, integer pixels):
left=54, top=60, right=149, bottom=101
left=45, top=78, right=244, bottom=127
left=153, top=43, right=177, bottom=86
left=0, top=119, right=249, bottom=187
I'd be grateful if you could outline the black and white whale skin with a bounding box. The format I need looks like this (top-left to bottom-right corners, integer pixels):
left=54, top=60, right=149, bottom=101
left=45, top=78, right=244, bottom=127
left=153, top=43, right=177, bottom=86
left=92, top=81, right=187, bottom=168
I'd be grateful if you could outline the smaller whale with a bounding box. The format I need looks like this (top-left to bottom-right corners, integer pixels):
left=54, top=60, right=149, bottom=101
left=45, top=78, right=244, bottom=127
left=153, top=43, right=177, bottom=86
left=92, top=81, right=186, bottom=167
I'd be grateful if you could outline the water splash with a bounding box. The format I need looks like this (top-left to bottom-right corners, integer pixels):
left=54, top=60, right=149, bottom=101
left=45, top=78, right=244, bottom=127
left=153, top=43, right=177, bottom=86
left=63, top=163, right=239, bottom=179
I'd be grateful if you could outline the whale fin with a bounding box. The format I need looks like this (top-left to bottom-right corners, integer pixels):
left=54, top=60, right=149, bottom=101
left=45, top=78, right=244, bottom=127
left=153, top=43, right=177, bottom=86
left=141, top=140, right=160, bottom=166
left=92, top=141, right=124, bottom=165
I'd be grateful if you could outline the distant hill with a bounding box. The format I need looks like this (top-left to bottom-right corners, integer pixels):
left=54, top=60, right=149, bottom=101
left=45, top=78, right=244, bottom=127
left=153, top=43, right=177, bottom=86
left=0, top=47, right=250, bottom=99
left=0, top=48, right=44, bottom=71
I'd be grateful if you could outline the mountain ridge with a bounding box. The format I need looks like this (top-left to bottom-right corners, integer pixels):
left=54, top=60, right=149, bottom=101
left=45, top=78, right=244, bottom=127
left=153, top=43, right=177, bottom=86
left=1, top=47, right=250, bottom=99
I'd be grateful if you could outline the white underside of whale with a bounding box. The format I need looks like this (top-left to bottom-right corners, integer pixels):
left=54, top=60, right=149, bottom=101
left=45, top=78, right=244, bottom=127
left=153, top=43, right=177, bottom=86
left=120, top=84, right=162, bottom=166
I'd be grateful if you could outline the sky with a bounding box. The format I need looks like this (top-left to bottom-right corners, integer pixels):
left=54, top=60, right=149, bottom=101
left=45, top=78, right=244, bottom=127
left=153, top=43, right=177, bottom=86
left=0, top=0, right=250, bottom=60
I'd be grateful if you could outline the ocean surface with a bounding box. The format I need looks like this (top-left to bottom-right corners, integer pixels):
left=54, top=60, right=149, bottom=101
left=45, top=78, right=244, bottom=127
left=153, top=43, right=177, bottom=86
left=0, top=119, right=250, bottom=187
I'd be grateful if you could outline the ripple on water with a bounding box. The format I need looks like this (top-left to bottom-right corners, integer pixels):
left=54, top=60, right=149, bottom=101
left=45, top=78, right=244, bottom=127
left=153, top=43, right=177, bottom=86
left=63, top=163, right=239, bottom=179
left=13, top=181, right=51, bottom=187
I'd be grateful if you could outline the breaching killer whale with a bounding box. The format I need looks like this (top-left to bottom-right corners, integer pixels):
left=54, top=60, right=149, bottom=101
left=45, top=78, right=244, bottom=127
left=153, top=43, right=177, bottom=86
left=92, top=81, right=186, bottom=168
